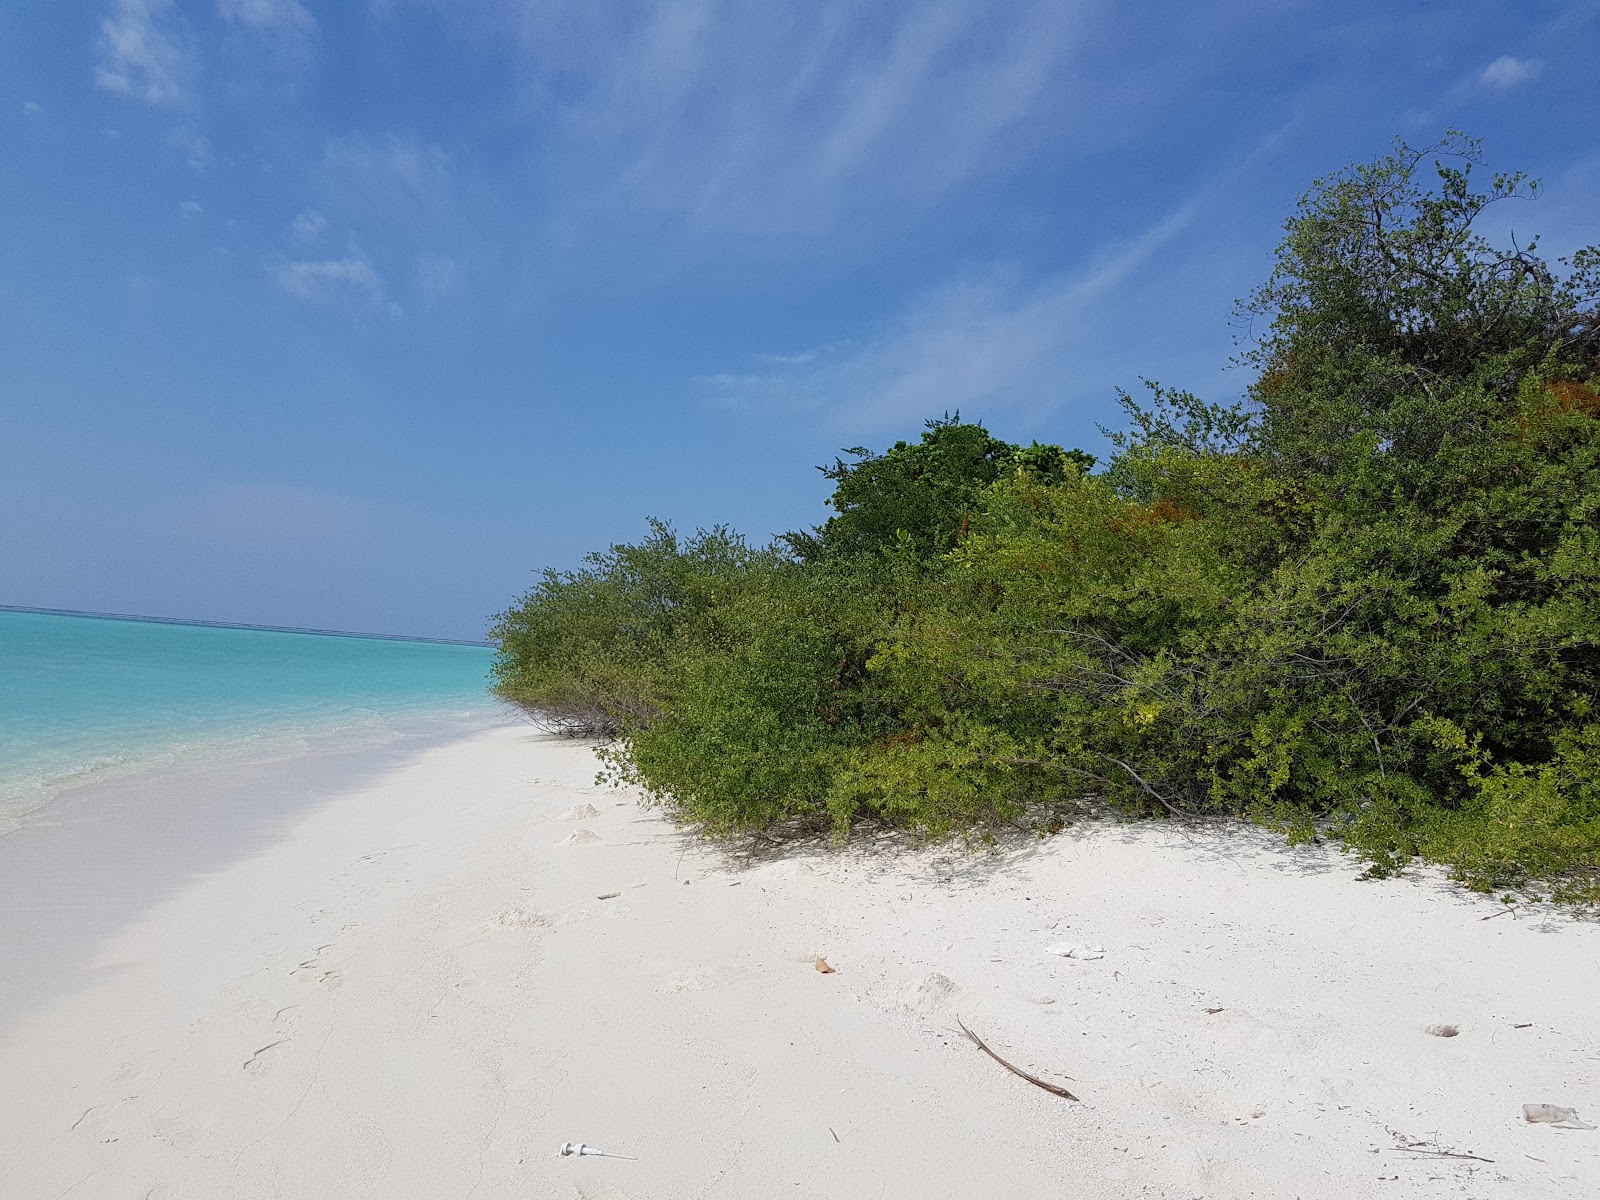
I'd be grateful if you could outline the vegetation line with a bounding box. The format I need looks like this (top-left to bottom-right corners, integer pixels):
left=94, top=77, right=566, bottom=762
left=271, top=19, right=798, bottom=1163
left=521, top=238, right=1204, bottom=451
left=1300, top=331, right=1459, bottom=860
left=493, top=132, right=1600, bottom=906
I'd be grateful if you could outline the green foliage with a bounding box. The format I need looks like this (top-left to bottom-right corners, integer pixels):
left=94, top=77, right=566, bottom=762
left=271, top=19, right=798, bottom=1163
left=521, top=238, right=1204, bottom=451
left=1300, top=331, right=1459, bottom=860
left=598, top=556, right=899, bottom=833
left=489, top=520, right=777, bottom=736
left=493, top=135, right=1600, bottom=904
left=786, top=413, right=1094, bottom=562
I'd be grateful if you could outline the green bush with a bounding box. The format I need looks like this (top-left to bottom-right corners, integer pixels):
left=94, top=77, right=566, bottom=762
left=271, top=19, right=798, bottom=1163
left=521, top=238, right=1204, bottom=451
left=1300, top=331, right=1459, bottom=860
left=489, top=520, right=777, bottom=736
left=493, top=134, right=1600, bottom=903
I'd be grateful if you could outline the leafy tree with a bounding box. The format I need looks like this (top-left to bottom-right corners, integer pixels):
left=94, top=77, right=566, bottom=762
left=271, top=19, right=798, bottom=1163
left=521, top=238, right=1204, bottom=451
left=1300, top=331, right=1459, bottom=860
left=787, top=414, right=1095, bottom=561
left=1237, top=131, right=1599, bottom=482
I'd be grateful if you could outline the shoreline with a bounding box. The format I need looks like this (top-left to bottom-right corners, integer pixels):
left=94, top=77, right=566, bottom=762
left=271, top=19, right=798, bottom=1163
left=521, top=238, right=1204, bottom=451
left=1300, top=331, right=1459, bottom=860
left=0, top=710, right=513, bottom=1027
left=1, top=725, right=1595, bottom=1197
left=0, top=603, right=495, bottom=647
left=0, top=703, right=512, bottom=839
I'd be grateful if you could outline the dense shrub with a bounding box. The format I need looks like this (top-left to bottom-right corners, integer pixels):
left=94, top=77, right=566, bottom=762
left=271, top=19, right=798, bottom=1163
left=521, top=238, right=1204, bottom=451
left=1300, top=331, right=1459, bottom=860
left=493, top=135, right=1600, bottom=902
left=489, top=521, right=777, bottom=736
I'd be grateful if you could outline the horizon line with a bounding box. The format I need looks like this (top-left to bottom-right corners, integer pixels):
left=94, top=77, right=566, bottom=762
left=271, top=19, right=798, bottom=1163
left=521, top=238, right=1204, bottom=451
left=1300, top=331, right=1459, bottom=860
left=0, top=604, right=495, bottom=648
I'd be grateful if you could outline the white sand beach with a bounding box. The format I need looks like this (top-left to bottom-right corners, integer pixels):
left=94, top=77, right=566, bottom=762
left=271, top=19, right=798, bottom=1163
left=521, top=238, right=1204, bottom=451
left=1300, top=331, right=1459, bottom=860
left=1, top=723, right=1595, bottom=1198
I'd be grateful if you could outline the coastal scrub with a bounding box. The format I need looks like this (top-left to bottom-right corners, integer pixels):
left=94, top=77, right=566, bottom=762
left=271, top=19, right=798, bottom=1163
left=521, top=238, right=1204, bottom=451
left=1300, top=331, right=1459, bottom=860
left=493, top=134, right=1600, bottom=903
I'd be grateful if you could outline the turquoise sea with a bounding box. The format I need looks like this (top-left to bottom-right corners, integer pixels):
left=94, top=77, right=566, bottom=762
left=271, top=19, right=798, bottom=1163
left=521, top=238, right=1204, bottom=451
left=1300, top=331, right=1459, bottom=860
left=0, top=608, right=501, bottom=829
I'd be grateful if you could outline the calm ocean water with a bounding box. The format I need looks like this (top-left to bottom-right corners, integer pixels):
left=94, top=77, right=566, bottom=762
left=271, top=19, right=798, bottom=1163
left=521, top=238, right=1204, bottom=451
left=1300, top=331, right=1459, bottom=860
left=0, top=609, right=501, bottom=829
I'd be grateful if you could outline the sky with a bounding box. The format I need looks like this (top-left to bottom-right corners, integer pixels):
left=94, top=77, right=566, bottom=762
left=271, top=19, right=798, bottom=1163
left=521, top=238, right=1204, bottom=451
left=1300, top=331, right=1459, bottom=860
left=3, top=1, right=1598, bottom=640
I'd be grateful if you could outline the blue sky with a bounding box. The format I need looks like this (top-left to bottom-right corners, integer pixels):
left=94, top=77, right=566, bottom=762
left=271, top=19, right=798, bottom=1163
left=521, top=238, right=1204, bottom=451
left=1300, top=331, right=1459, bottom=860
left=3, top=1, right=1597, bottom=640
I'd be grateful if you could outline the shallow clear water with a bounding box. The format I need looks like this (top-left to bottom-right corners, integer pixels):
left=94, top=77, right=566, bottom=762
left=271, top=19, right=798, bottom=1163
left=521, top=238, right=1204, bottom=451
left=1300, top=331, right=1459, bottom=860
left=0, top=608, right=501, bottom=828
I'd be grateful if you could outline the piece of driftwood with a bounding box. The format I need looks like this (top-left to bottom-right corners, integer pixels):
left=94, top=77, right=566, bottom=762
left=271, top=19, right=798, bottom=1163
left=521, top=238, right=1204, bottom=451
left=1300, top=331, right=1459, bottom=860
left=955, top=1015, right=1079, bottom=1101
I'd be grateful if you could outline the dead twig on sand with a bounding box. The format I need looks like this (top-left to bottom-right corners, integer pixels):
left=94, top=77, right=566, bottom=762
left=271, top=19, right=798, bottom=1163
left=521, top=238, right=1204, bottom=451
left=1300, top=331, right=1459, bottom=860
left=1392, top=1147, right=1495, bottom=1163
left=955, top=1015, right=1079, bottom=1101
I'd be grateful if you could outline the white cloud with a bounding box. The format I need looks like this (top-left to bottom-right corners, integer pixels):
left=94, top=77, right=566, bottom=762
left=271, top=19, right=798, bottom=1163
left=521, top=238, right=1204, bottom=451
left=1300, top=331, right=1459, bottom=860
left=700, top=196, right=1203, bottom=433
left=288, top=207, right=329, bottom=243
left=272, top=255, right=393, bottom=314
left=1479, top=55, right=1543, bottom=91
left=95, top=0, right=195, bottom=107
left=385, top=0, right=1097, bottom=252
left=218, top=0, right=317, bottom=36
left=178, top=199, right=204, bottom=217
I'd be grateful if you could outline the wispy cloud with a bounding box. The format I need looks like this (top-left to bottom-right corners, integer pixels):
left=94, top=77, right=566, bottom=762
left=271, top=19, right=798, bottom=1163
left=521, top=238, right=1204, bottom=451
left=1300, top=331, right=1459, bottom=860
left=1407, top=49, right=1550, bottom=128
left=1479, top=55, right=1543, bottom=91
left=22, top=101, right=43, bottom=116
left=217, top=0, right=317, bottom=36
left=167, top=126, right=212, bottom=170
left=388, top=0, right=1097, bottom=253
left=288, top=207, right=329, bottom=243
left=696, top=118, right=1301, bottom=433
left=95, top=0, right=195, bottom=107
left=320, top=135, right=455, bottom=224
left=299, top=135, right=486, bottom=312
left=272, top=254, right=397, bottom=316
left=414, top=253, right=465, bottom=308
left=701, top=198, right=1205, bottom=433
left=178, top=199, right=204, bottom=217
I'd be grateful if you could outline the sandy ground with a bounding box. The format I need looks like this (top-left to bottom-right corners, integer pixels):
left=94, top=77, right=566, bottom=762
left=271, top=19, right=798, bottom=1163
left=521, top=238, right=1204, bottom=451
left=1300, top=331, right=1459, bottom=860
left=1, top=724, right=1596, bottom=1199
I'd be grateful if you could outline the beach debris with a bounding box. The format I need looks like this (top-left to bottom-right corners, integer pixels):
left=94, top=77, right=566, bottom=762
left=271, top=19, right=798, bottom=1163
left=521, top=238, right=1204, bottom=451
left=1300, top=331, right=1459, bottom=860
left=558, top=1142, right=637, bottom=1160
left=829, top=1127, right=840, bottom=1143
left=814, top=957, right=836, bottom=974
left=596, top=892, right=621, bottom=900
left=1424, top=1023, right=1460, bottom=1038
left=954, top=1015, right=1078, bottom=1101
left=1044, top=942, right=1104, bottom=960
left=1393, top=1147, right=1495, bottom=1162
left=1522, top=1104, right=1595, bottom=1129
left=1387, top=1130, right=1494, bottom=1161
left=1204, top=1006, right=1225, bottom=1015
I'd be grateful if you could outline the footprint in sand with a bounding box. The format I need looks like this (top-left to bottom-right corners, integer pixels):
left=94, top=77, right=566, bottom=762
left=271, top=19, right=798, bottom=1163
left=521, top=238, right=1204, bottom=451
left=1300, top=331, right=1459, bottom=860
left=489, top=907, right=551, bottom=930
left=901, top=972, right=957, bottom=1014
left=291, top=945, right=343, bottom=988
left=657, top=967, right=719, bottom=993
left=111, top=1051, right=159, bottom=1084
left=574, top=1185, right=638, bottom=1200
left=271, top=1003, right=302, bottom=1030
left=242, top=1038, right=292, bottom=1074
left=70, top=1104, right=114, bottom=1140
left=559, top=828, right=602, bottom=845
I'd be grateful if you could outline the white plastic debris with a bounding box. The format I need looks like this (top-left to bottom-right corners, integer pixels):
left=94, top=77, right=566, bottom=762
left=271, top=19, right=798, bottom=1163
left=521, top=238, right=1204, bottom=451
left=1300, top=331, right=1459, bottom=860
left=1523, top=1104, right=1596, bottom=1130
left=558, top=1141, right=638, bottom=1159
left=1044, top=942, right=1105, bottom=960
